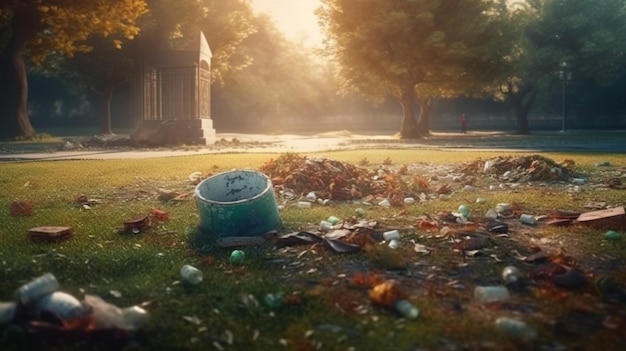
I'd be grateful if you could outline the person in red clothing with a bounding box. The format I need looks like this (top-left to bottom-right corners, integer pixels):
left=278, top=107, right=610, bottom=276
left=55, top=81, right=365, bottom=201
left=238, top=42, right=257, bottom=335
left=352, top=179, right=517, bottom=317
left=460, top=113, right=468, bottom=133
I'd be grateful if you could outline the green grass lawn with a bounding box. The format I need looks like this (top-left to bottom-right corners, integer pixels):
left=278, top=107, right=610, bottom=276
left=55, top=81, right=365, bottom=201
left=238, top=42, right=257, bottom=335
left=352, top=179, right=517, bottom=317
left=1, top=150, right=625, bottom=350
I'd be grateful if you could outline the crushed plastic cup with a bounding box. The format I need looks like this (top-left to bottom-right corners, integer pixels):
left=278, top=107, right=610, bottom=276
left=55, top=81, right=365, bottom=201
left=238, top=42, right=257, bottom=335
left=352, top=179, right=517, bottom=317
left=83, top=294, right=148, bottom=330
left=495, top=203, right=511, bottom=214
left=319, top=220, right=334, bottom=232
left=495, top=317, right=537, bottom=341
left=378, top=199, right=391, bottom=207
left=485, top=208, right=498, bottom=219
left=388, top=239, right=400, bottom=249
left=305, top=191, right=317, bottom=202
left=383, top=230, right=401, bottom=241
left=180, top=264, right=203, bottom=285
left=14, top=273, right=60, bottom=305
left=519, top=214, right=536, bottom=225
left=502, top=266, right=521, bottom=285
left=474, top=285, right=510, bottom=303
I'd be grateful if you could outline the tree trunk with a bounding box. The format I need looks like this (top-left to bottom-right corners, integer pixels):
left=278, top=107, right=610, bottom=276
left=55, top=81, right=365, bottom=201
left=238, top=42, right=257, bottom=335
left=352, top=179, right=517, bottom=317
left=398, top=91, right=420, bottom=139
left=98, top=85, right=114, bottom=135
left=416, top=98, right=433, bottom=136
left=510, top=88, right=537, bottom=135
left=0, top=6, right=38, bottom=140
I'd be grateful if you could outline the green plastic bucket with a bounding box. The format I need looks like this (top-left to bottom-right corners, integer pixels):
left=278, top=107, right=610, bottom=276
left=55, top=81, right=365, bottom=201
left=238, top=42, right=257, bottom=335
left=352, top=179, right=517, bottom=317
left=195, top=170, right=281, bottom=237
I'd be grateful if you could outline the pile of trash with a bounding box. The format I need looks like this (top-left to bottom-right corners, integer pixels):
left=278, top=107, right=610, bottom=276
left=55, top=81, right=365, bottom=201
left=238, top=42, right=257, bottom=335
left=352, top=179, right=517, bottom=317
left=1, top=273, right=148, bottom=347
left=259, top=153, right=380, bottom=201
left=457, top=155, right=575, bottom=182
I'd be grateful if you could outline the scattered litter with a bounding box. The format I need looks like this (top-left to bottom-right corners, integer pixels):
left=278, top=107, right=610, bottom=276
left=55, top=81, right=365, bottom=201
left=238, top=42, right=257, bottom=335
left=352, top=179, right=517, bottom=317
left=27, top=226, right=74, bottom=242
left=10, top=199, right=34, bottom=216
left=474, top=285, right=510, bottom=303
left=495, top=317, right=537, bottom=341
left=229, top=250, right=245, bottom=264
left=2, top=273, right=148, bottom=343
left=180, top=265, right=203, bottom=285
left=576, top=206, right=626, bottom=229
left=603, top=230, right=622, bottom=241
left=369, top=280, right=419, bottom=319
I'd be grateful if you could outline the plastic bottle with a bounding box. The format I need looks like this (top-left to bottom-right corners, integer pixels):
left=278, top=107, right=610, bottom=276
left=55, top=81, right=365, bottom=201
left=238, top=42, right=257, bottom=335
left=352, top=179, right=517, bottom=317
left=474, top=285, right=510, bottom=303
left=494, top=317, right=537, bottom=341
left=369, top=280, right=419, bottom=319
left=14, top=273, right=60, bottom=305
left=180, top=264, right=203, bottom=285
left=519, top=214, right=536, bottom=225
left=501, top=266, right=521, bottom=285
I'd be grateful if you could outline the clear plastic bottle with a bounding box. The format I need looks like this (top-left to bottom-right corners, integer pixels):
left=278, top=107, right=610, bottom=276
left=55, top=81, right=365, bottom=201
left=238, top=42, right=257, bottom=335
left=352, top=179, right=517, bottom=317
left=14, top=273, right=60, bottom=305
left=180, top=265, right=203, bottom=285
left=495, top=317, right=537, bottom=341
left=474, top=285, right=510, bottom=303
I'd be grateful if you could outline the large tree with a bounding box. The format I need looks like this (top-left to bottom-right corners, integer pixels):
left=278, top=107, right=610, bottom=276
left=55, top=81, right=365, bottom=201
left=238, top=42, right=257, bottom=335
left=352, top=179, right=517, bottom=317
left=317, top=0, right=514, bottom=138
left=497, top=0, right=626, bottom=134
left=0, top=0, right=147, bottom=140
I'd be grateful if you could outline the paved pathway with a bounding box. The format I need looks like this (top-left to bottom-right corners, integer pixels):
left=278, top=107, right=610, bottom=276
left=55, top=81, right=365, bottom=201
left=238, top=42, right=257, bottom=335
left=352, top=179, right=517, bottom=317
left=1, top=131, right=624, bottom=161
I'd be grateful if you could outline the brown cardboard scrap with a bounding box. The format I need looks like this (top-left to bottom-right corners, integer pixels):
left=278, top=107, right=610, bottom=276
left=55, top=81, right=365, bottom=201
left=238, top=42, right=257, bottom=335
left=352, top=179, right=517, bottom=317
left=28, top=226, right=74, bottom=242
left=576, top=207, right=626, bottom=229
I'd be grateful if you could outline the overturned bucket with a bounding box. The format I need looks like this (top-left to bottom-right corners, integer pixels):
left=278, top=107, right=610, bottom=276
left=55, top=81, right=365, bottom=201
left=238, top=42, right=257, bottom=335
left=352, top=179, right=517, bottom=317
left=195, top=170, right=281, bottom=238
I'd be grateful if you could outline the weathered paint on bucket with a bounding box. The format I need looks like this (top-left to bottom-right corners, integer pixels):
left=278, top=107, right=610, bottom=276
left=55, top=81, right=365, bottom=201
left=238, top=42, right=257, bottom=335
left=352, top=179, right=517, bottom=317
left=195, top=170, right=281, bottom=237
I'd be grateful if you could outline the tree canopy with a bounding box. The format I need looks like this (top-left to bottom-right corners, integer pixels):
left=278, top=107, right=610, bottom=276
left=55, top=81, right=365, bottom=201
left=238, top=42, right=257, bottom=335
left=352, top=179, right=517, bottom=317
left=496, top=0, right=626, bottom=133
left=317, top=0, right=514, bottom=138
left=0, top=0, right=147, bottom=139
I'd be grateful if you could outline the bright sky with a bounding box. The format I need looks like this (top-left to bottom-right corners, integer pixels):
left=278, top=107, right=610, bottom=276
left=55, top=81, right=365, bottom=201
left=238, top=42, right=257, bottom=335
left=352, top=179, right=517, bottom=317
left=250, top=0, right=323, bottom=47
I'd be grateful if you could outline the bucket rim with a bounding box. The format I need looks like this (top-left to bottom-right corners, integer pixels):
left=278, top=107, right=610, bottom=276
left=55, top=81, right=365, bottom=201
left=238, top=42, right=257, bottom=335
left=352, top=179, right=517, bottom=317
left=194, top=169, right=273, bottom=205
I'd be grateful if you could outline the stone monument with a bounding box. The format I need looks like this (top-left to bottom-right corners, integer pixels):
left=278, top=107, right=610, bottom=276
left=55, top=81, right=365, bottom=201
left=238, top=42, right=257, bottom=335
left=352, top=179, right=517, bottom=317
left=131, top=31, right=215, bottom=145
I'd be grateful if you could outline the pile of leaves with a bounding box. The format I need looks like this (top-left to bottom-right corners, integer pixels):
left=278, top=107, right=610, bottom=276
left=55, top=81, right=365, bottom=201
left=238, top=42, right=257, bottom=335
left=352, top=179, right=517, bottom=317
left=457, top=154, right=575, bottom=181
